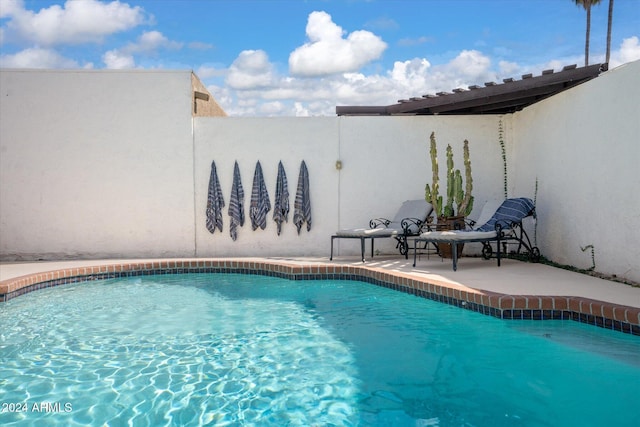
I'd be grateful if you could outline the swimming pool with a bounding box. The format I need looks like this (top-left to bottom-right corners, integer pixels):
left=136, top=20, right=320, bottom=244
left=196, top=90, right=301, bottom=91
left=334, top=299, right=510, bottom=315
left=1, top=273, right=638, bottom=426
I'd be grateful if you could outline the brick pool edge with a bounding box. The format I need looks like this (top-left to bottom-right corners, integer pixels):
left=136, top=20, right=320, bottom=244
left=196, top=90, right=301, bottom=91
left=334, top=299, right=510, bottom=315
left=1, top=259, right=638, bottom=336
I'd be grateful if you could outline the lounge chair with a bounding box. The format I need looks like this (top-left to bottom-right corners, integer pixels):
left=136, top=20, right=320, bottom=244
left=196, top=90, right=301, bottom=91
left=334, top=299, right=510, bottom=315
left=412, top=197, right=540, bottom=271
left=330, top=200, right=433, bottom=262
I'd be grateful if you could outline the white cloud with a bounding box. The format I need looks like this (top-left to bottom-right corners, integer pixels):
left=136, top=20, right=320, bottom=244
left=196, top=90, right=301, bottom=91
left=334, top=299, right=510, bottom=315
left=448, top=50, right=492, bottom=80
left=5, top=3, right=635, bottom=118
left=570, top=37, right=640, bottom=70
left=196, top=65, right=227, bottom=80
left=289, top=11, right=387, bottom=77
left=100, top=31, right=182, bottom=68
left=0, top=0, right=24, bottom=19
left=220, top=47, right=529, bottom=116
left=102, top=49, right=135, bottom=69
left=385, top=50, right=497, bottom=98
left=612, top=36, right=640, bottom=68
left=122, top=30, right=182, bottom=54
left=2, top=0, right=147, bottom=46
left=226, top=50, right=277, bottom=90
left=205, top=84, right=235, bottom=113
left=0, top=46, right=82, bottom=68
left=259, top=101, right=286, bottom=116
left=293, top=102, right=310, bottom=117
left=218, top=12, right=640, bottom=117
left=498, top=60, right=520, bottom=76
left=389, top=58, right=432, bottom=88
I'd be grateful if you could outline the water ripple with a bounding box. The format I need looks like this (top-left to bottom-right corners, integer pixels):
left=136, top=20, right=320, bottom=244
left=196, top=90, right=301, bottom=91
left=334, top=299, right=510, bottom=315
left=0, top=276, right=360, bottom=426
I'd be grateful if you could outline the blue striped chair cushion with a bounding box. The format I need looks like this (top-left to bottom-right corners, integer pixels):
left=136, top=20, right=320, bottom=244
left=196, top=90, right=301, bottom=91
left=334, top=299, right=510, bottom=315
left=475, top=198, right=535, bottom=232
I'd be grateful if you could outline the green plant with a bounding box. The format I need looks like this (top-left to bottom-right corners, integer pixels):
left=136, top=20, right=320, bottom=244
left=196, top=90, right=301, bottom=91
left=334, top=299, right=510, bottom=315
left=536, top=255, right=638, bottom=287
left=425, top=132, right=473, bottom=218
left=580, top=244, right=596, bottom=271
left=460, top=139, right=473, bottom=216
left=498, top=119, right=508, bottom=198
left=444, top=144, right=455, bottom=217
left=425, top=132, right=443, bottom=216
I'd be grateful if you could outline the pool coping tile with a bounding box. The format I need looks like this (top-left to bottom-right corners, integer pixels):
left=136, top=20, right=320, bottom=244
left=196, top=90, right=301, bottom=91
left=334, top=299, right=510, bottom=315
left=0, top=258, right=638, bottom=336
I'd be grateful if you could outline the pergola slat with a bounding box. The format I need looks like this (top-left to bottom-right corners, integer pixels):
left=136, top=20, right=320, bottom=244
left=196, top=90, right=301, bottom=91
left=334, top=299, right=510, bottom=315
left=336, top=63, right=606, bottom=116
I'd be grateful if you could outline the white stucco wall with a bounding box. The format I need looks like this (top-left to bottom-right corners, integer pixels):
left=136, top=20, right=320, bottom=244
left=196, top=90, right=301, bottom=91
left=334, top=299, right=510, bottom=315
left=511, top=60, right=640, bottom=282
left=0, top=69, right=503, bottom=261
left=0, top=69, right=196, bottom=259
left=193, top=117, right=339, bottom=257
left=192, top=115, right=504, bottom=257
left=335, top=115, right=505, bottom=255
left=1, top=64, right=637, bottom=283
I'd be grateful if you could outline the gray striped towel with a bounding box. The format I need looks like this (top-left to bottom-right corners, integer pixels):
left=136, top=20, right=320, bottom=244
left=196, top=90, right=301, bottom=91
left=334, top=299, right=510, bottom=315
left=273, top=161, right=289, bottom=235
left=228, top=161, right=245, bottom=241
left=250, top=161, right=271, bottom=230
left=293, top=160, right=311, bottom=234
left=206, top=160, right=225, bottom=234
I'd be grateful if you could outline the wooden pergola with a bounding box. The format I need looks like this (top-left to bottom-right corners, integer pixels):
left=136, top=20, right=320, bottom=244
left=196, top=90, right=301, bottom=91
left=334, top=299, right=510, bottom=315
left=336, top=63, right=607, bottom=116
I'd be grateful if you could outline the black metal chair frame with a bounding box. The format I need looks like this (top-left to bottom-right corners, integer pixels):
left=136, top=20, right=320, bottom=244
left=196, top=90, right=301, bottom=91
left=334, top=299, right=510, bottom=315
left=331, top=216, right=428, bottom=262
left=412, top=214, right=540, bottom=271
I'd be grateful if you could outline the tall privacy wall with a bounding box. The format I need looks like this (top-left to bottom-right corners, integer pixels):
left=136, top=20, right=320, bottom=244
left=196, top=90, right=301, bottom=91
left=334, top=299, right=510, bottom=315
left=511, top=60, right=640, bottom=283
left=1, top=63, right=638, bottom=283
left=193, top=115, right=503, bottom=258
left=0, top=70, right=196, bottom=259
left=0, top=69, right=503, bottom=261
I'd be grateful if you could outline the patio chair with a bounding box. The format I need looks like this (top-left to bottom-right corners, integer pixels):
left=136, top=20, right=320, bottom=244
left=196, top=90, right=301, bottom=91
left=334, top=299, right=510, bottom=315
left=330, top=200, right=433, bottom=262
left=412, top=197, right=540, bottom=271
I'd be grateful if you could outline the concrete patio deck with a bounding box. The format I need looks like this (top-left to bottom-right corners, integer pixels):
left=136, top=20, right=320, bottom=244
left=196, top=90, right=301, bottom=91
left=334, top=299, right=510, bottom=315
left=2, top=256, right=638, bottom=307
left=1, top=256, right=639, bottom=334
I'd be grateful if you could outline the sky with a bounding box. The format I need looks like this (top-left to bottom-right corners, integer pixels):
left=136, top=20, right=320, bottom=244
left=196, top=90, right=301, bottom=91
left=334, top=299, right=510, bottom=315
left=1, top=0, right=639, bottom=116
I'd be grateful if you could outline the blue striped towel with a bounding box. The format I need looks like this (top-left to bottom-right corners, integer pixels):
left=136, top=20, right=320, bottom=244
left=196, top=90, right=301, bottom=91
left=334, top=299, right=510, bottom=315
left=273, top=161, right=289, bottom=235
left=228, top=161, right=245, bottom=241
left=250, top=161, right=271, bottom=230
left=475, top=197, right=535, bottom=232
left=205, top=160, right=225, bottom=234
left=293, top=160, right=311, bottom=234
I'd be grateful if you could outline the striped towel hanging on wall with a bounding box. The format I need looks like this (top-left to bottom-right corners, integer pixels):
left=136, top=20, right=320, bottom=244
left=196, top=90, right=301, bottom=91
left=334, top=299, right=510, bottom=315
left=228, top=161, right=245, bottom=241
left=272, top=161, right=289, bottom=235
left=250, top=161, right=271, bottom=230
left=205, top=160, right=225, bottom=234
left=293, top=160, right=311, bottom=234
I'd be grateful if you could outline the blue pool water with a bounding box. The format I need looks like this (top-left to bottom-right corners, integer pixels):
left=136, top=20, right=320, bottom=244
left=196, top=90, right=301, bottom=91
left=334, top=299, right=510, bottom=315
left=1, top=274, right=639, bottom=426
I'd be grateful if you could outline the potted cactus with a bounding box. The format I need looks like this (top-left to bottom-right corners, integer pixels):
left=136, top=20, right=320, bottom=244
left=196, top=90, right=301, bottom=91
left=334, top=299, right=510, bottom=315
left=425, top=132, right=474, bottom=257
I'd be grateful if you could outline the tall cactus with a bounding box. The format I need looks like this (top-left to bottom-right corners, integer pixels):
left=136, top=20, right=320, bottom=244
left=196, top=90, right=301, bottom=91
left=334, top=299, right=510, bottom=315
left=425, top=132, right=443, bottom=217
left=425, top=132, right=473, bottom=218
left=443, top=144, right=455, bottom=217
left=453, top=169, right=463, bottom=210
left=457, top=139, right=474, bottom=217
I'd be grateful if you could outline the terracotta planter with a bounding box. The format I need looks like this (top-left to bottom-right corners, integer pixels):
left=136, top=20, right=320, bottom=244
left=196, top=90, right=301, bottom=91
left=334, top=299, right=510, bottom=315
left=436, top=216, right=466, bottom=258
